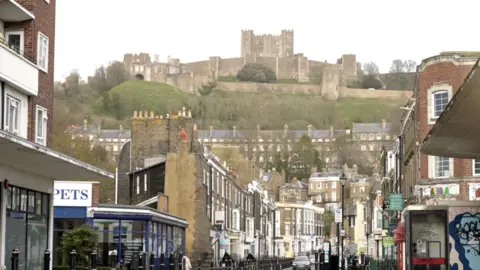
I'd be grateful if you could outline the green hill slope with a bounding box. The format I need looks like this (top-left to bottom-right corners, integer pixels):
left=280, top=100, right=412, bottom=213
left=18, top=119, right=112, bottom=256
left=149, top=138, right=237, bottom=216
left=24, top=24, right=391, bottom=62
left=95, top=80, right=406, bottom=130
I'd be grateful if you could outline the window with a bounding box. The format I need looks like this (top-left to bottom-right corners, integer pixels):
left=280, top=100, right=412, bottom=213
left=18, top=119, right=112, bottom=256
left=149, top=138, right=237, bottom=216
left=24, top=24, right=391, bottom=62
left=349, top=216, right=356, bottom=227
left=434, top=156, right=450, bottom=178
left=37, top=32, right=49, bottom=71
left=144, top=174, right=147, bottom=192
left=233, top=211, right=238, bottom=230
left=136, top=176, right=140, bottom=194
left=368, top=134, right=374, bottom=140
left=285, top=224, right=290, bottom=236
left=331, top=192, right=336, bottom=201
left=35, top=106, right=48, bottom=145
left=474, top=160, right=480, bottom=176
left=376, top=210, right=382, bottom=229
left=369, top=144, right=375, bottom=151
left=5, top=186, right=49, bottom=270
left=5, top=95, right=20, bottom=135
left=433, top=90, right=449, bottom=118
left=113, top=145, right=119, bottom=151
left=361, top=144, right=366, bottom=151
left=331, top=182, right=336, bottom=188
left=360, top=134, right=366, bottom=140
left=5, top=30, right=24, bottom=53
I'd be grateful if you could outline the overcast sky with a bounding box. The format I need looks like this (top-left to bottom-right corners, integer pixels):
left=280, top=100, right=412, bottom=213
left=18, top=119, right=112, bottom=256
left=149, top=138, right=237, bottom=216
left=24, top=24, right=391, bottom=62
left=54, top=0, right=480, bottom=81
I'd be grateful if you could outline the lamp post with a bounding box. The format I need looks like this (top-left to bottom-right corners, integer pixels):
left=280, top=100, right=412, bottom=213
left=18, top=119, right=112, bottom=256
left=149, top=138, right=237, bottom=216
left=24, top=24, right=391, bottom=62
left=340, top=173, right=347, bottom=270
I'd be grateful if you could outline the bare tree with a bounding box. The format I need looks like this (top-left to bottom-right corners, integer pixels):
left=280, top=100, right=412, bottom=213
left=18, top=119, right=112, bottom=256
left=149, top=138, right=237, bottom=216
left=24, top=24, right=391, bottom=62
left=363, top=62, right=379, bottom=76
left=390, top=59, right=405, bottom=73
left=404, top=60, right=417, bottom=72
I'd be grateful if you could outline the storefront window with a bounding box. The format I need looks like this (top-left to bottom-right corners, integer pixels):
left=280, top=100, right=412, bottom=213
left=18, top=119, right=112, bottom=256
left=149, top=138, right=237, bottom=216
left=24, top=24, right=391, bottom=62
left=94, top=220, right=120, bottom=267
left=150, top=222, right=156, bottom=256
left=173, top=227, right=183, bottom=254
left=159, top=224, right=166, bottom=256
left=410, top=210, right=447, bottom=270
left=5, top=186, right=49, bottom=270
left=120, top=220, right=145, bottom=265
left=53, top=219, right=86, bottom=265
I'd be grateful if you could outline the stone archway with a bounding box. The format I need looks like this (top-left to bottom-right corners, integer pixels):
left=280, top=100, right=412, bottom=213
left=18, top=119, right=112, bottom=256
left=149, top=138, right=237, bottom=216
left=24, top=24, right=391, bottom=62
left=135, top=73, right=145, bottom=80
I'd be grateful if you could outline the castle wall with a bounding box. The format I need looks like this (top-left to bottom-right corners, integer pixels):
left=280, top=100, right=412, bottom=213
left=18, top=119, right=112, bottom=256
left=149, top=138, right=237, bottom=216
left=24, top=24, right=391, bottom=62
left=185, top=60, right=210, bottom=75
left=216, top=81, right=321, bottom=93
left=339, top=88, right=413, bottom=99
left=218, top=57, right=245, bottom=76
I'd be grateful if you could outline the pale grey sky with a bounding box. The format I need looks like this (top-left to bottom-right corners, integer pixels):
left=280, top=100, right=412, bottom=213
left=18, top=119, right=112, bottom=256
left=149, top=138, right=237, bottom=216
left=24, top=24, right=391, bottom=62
left=55, top=0, right=480, bottom=81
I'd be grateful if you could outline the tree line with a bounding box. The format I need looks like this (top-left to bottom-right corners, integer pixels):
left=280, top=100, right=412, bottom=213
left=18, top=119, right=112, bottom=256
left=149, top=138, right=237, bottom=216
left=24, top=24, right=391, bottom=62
left=359, top=59, right=417, bottom=90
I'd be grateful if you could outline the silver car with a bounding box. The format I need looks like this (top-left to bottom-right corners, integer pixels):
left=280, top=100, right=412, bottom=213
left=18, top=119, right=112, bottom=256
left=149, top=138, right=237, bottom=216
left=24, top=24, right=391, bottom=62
left=293, top=256, right=310, bottom=270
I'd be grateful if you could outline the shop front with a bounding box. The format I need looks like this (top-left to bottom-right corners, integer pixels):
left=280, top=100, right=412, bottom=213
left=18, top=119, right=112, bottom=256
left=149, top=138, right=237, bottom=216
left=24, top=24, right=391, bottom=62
left=0, top=130, right=113, bottom=270
left=52, top=181, right=188, bottom=269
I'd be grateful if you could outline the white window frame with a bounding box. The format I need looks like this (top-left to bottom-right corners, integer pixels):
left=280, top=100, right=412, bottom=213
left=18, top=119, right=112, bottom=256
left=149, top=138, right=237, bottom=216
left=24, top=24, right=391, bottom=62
left=5, top=30, right=24, bottom=54
left=136, top=176, right=140, bottom=195
left=5, top=95, right=20, bottom=135
left=428, top=155, right=453, bottom=179
left=35, top=105, right=48, bottom=146
left=473, top=160, right=480, bottom=176
left=331, top=181, right=336, bottom=188
left=37, top=32, right=49, bottom=72
left=427, top=83, right=452, bottom=125
left=331, top=192, right=336, bottom=201
left=144, top=174, right=147, bottom=192
left=361, top=144, right=366, bottom=151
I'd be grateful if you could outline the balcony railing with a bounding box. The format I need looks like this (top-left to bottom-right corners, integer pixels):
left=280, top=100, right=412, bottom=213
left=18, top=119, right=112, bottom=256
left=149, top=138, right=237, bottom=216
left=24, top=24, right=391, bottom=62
left=0, top=36, right=36, bottom=64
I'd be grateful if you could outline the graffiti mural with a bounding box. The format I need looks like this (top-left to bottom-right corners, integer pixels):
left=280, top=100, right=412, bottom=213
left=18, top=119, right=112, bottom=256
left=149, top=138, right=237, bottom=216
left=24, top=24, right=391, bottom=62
left=468, top=183, right=480, bottom=201
left=416, top=184, right=460, bottom=199
left=449, top=208, right=480, bottom=270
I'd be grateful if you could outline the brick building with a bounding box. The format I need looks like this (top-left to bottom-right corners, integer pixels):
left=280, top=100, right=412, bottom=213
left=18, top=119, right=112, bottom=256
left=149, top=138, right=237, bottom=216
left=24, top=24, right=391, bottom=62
left=407, top=52, right=480, bottom=201
left=0, top=1, right=112, bottom=269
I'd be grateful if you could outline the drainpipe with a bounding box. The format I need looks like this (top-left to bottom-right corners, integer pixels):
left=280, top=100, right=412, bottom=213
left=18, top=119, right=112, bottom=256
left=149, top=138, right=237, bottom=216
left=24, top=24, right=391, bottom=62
left=1, top=82, right=4, bottom=130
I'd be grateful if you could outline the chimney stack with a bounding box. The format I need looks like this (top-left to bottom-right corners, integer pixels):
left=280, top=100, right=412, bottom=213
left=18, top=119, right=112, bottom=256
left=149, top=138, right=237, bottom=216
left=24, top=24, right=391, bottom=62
left=233, top=126, right=237, bottom=137
left=83, top=119, right=88, bottom=130
left=209, top=126, right=214, bottom=138
left=97, top=124, right=101, bottom=134
left=119, top=125, right=124, bottom=133
left=283, top=124, right=288, bottom=138
left=307, top=124, right=313, bottom=137
left=382, top=119, right=387, bottom=130
left=329, top=126, right=334, bottom=138
left=256, top=125, right=261, bottom=138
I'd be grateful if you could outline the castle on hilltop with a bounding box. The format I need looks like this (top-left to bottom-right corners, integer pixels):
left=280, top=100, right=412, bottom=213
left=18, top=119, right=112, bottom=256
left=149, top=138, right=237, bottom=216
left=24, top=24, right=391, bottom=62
left=122, top=29, right=412, bottom=100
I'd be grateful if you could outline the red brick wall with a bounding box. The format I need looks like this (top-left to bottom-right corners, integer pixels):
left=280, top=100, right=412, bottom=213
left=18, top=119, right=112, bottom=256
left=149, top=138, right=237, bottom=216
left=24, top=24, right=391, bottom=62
left=417, top=61, right=474, bottom=180
left=12, top=0, right=56, bottom=147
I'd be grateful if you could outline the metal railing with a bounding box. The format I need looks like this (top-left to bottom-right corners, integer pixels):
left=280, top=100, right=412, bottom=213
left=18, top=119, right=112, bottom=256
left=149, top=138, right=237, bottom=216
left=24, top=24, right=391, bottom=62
left=0, top=36, right=37, bottom=64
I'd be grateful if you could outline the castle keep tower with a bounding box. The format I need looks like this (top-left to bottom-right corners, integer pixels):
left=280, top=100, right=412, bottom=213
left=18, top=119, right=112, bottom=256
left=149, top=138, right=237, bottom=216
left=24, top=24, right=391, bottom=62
left=241, top=29, right=294, bottom=58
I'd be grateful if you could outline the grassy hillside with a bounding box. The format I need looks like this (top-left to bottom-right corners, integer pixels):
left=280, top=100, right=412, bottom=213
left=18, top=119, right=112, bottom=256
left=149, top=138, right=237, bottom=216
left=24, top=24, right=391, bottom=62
left=95, top=80, right=406, bottom=130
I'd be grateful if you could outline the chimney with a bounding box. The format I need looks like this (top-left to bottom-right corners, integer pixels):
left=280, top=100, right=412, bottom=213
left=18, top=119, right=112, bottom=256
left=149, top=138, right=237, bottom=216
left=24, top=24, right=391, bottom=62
left=382, top=119, right=387, bottom=130
left=119, top=125, right=124, bottom=133
left=329, top=126, right=334, bottom=138
left=83, top=119, right=88, bottom=130
left=283, top=124, right=288, bottom=138
left=256, top=125, right=261, bottom=138
left=352, top=122, right=356, bottom=129
left=307, top=124, right=313, bottom=137
left=182, top=107, right=187, bottom=117
left=233, top=126, right=237, bottom=137
left=292, top=177, right=297, bottom=185
left=353, top=164, right=358, bottom=176
left=209, top=126, right=213, bottom=138
left=97, top=124, right=101, bottom=134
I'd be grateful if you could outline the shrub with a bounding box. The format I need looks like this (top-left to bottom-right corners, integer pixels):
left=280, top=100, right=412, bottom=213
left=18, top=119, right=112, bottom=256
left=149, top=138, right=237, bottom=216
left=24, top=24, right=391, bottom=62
left=237, top=63, right=277, bottom=83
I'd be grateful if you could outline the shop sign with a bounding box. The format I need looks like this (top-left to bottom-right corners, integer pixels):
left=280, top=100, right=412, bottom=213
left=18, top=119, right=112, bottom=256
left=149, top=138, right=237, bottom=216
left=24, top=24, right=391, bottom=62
left=54, top=182, right=92, bottom=207
left=383, top=237, right=394, bottom=247
left=389, top=193, right=403, bottom=211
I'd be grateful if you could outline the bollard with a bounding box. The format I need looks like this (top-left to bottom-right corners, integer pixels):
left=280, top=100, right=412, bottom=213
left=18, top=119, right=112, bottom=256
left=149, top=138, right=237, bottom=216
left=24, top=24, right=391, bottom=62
left=178, top=253, right=183, bottom=270
left=11, top=249, right=19, bottom=270
left=168, top=254, right=175, bottom=270
left=197, top=258, right=202, bottom=270
left=210, top=260, right=214, bottom=270
left=69, top=249, right=77, bottom=270
left=160, top=253, right=165, bottom=270
left=150, top=253, right=155, bottom=270
left=91, top=250, right=98, bottom=270
left=84, top=255, right=89, bottom=270
left=110, top=250, right=117, bottom=270
left=139, top=252, right=145, bottom=270
left=43, top=249, right=51, bottom=270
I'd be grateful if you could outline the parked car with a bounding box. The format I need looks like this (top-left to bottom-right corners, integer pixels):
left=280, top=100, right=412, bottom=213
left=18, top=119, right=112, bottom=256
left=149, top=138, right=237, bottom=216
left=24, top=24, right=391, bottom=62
left=293, top=256, right=310, bottom=270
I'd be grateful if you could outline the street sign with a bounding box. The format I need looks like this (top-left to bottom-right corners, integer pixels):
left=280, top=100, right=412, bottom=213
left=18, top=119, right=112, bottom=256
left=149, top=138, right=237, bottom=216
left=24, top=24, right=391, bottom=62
left=335, top=209, right=342, bottom=223
left=390, top=193, right=404, bottom=211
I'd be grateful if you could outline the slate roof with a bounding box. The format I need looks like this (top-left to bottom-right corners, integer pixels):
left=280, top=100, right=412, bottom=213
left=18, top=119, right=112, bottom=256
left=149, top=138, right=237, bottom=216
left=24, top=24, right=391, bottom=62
left=280, top=181, right=308, bottom=189
left=352, top=123, right=391, bottom=133
left=198, top=129, right=347, bottom=140
left=309, top=171, right=343, bottom=178
left=66, top=125, right=131, bottom=139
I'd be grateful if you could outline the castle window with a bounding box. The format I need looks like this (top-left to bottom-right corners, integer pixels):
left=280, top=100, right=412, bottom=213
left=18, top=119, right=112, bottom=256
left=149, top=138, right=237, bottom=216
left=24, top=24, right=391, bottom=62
left=361, top=134, right=366, bottom=140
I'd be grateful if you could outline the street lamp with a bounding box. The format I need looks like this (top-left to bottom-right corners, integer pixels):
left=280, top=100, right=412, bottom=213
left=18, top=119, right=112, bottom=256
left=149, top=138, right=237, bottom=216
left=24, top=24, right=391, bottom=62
left=340, top=173, right=348, bottom=270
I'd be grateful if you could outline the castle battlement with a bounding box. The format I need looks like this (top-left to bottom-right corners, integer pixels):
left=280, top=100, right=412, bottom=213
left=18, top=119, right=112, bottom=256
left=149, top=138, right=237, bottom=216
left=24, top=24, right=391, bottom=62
left=132, top=107, right=192, bottom=119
